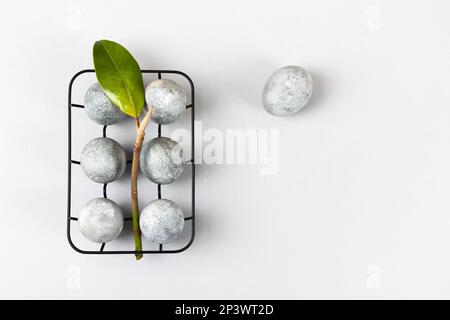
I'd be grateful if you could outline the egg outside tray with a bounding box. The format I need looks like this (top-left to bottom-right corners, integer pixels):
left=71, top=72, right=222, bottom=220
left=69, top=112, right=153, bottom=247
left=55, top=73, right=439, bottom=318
left=67, top=69, right=195, bottom=255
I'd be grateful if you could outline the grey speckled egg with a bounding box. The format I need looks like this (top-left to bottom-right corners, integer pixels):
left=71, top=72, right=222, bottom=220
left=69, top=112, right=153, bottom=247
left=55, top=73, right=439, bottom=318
left=78, top=198, right=124, bottom=243
left=84, top=83, right=127, bottom=125
left=140, top=137, right=184, bottom=184
left=139, top=199, right=184, bottom=244
left=145, top=79, right=187, bottom=124
left=80, top=137, right=127, bottom=184
left=263, top=66, right=313, bottom=116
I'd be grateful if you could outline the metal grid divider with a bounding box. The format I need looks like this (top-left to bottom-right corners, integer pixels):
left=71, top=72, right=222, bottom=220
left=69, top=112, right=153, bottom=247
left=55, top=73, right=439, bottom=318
left=67, top=69, right=195, bottom=254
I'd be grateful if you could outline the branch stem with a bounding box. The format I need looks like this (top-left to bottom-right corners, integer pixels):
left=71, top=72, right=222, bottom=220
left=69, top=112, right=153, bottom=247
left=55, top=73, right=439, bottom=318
left=131, top=107, right=153, bottom=260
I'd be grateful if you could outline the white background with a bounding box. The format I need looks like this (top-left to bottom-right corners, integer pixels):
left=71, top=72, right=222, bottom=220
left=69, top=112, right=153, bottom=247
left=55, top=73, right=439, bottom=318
left=0, top=0, right=449, bottom=299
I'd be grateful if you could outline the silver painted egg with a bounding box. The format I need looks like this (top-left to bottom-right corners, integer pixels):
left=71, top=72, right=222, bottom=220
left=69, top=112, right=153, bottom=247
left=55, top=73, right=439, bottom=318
left=84, top=83, right=127, bottom=125
left=139, top=199, right=184, bottom=244
left=262, top=66, right=313, bottom=116
left=78, top=198, right=124, bottom=243
left=140, top=137, right=184, bottom=185
left=80, top=137, right=127, bottom=184
left=145, top=79, right=187, bottom=124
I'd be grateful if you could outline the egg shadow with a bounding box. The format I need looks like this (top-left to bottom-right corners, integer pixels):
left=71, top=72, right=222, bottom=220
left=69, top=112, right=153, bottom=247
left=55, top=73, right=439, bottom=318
left=192, top=208, right=216, bottom=246
left=119, top=216, right=134, bottom=237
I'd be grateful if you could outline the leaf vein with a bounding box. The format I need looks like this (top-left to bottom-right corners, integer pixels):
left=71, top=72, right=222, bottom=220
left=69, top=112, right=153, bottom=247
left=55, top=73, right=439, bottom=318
left=101, top=42, right=137, bottom=117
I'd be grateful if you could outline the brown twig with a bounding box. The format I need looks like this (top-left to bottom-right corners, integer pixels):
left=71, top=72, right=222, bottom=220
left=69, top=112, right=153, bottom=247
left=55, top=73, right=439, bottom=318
left=130, top=107, right=153, bottom=260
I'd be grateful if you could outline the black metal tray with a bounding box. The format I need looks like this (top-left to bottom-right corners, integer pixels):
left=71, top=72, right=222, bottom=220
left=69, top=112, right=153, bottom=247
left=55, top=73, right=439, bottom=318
left=67, top=69, right=195, bottom=254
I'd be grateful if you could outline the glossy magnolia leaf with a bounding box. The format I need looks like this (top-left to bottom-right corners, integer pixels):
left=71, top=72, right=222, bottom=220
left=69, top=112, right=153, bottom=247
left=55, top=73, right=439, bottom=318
left=93, top=40, right=145, bottom=118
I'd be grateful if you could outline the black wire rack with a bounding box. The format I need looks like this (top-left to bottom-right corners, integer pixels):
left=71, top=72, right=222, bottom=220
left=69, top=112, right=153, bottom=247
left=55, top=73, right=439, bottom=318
left=67, top=69, right=195, bottom=255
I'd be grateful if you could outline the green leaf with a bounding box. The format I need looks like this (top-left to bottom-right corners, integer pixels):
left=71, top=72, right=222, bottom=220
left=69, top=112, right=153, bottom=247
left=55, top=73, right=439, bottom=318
left=93, top=40, right=145, bottom=118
